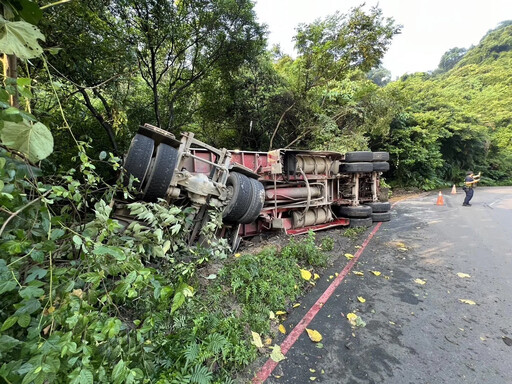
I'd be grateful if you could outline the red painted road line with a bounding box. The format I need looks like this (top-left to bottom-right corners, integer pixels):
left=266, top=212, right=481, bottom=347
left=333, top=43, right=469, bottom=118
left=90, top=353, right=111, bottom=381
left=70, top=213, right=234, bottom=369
left=252, top=222, right=383, bottom=384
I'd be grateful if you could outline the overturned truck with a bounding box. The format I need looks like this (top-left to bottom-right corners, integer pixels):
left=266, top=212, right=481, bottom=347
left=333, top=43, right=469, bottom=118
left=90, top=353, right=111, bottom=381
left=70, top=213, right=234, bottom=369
left=116, top=124, right=391, bottom=249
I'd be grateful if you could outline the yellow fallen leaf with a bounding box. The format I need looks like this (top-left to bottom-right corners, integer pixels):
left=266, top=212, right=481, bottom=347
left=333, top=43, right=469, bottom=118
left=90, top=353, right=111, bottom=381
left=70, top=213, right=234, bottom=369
left=251, top=331, right=263, bottom=348
left=335, top=273, right=338, bottom=277
left=314, top=273, right=320, bottom=280
left=279, top=324, right=286, bottom=334
left=306, top=328, right=323, bottom=342
left=310, top=377, right=317, bottom=381
left=329, top=275, right=334, bottom=279
left=459, top=299, right=476, bottom=305
left=414, top=278, right=426, bottom=285
left=265, top=338, right=272, bottom=345
left=354, top=246, right=362, bottom=249
left=275, top=311, right=286, bottom=315
left=71, top=289, right=84, bottom=299
left=274, top=376, right=281, bottom=379
left=371, top=271, right=381, bottom=276
left=270, top=345, right=286, bottom=362
left=269, top=311, right=275, bottom=319
left=389, top=321, right=396, bottom=325
left=480, top=337, right=486, bottom=341
left=396, top=242, right=406, bottom=248
left=353, top=271, right=364, bottom=276
left=357, top=296, right=366, bottom=303
left=293, top=303, right=301, bottom=308
left=457, top=272, right=471, bottom=278
left=347, top=313, right=358, bottom=326
left=300, top=269, right=312, bottom=281
left=309, top=369, right=316, bottom=373
left=234, top=253, right=241, bottom=258
left=384, top=275, right=391, bottom=280
left=345, top=253, right=354, bottom=260
left=398, top=247, right=408, bottom=251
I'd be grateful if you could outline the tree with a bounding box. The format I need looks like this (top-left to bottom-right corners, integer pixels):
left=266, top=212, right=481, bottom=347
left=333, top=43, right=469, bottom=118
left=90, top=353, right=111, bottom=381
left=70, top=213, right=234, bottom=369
left=435, top=47, right=467, bottom=74
left=293, top=5, right=401, bottom=93
left=113, top=0, right=265, bottom=133
left=367, top=66, right=391, bottom=86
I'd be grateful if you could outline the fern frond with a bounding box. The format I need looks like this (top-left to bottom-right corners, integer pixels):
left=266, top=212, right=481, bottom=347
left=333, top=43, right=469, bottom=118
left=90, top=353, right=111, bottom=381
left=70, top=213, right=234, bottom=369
left=190, top=364, right=212, bottom=384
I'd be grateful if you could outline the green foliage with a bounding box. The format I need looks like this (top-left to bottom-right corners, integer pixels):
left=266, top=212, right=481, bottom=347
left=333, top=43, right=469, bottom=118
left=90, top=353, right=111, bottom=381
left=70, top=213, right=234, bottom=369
left=343, top=226, right=367, bottom=239
left=218, top=232, right=326, bottom=334
left=378, top=22, right=512, bottom=188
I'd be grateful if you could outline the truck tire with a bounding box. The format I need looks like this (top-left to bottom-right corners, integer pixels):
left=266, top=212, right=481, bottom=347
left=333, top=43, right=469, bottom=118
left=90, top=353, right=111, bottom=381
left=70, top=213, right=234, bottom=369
left=337, top=205, right=372, bottom=218
left=339, top=162, right=373, bottom=173
left=349, top=217, right=373, bottom=228
left=143, top=143, right=178, bottom=202
left=372, top=152, right=389, bottom=161
left=373, top=162, right=390, bottom=172
left=372, top=211, right=391, bottom=222
left=223, top=172, right=254, bottom=223
left=344, top=151, right=373, bottom=162
left=238, top=178, right=265, bottom=224
left=123, top=134, right=154, bottom=188
left=364, top=202, right=391, bottom=213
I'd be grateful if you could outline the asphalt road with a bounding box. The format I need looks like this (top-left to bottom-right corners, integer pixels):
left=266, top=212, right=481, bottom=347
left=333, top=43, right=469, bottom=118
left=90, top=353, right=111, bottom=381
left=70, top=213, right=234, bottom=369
left=258, top=186, right=512, bottom=384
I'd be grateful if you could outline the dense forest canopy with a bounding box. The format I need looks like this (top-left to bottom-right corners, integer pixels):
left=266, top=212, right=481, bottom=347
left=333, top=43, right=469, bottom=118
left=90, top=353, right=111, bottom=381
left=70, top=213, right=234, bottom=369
left=1, top=1, right=512, bottom=383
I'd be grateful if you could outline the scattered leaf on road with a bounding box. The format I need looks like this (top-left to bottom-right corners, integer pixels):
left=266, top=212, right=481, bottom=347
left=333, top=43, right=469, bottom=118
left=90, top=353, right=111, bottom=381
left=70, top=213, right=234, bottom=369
left=414, top=278, right=426, bottom=285
left=457, top=272, right=471, bottom=278
left=279, top=324, right=286, bottom=334
left=314, top=273, right=320, bottom=280
left=371, top=271, right=381, bottom=276
left=357, top=296, right=366, bottom=303
left=309, top=369, right=316, bottom=373
left=310, top=377, right=317, bottom=381
left=353, top=271, right=364, bottom=276
left=459, top=299, right=476, bottom=305
left=276, top=311, right=286, bottom=315
left=234, top=253, right=241, bottom=258
left=306, top=328, right=323, bottom=342
left=345, top=253, right=354, bottom=259
left=270, top=345, right=286, bottom=362
left=347, top=313, right=358, bottom=326
left=293, top=303, right=300, bottom=308
left=300, top=269, right=312, bottom=280
left=251, top=331, right=263, bottom=348
left=265, top=338, right=272, bottom=345
left=269, top=311, right=275, bottom=319
left=316, top=343, right=323, bottom=349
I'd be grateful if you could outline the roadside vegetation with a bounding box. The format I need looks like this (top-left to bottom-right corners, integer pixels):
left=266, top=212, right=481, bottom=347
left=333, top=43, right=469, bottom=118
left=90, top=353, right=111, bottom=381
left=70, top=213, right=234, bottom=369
left=1, top=1, right=511, bottom=382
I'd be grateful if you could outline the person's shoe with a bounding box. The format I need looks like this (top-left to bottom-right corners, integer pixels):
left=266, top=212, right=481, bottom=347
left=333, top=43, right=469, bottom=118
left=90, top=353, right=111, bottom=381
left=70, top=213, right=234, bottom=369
left=462, top=203, right=471, bottom=206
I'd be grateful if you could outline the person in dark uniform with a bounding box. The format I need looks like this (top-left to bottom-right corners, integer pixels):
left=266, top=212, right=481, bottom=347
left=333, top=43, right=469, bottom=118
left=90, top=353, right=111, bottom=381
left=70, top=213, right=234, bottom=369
left=463, top=171, right=481, bottom=206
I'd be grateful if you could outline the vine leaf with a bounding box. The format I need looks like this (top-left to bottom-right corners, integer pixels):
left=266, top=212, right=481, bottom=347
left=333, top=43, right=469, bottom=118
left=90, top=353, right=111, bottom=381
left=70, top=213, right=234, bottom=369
left=0, top=16, right=45, bottom=59
left=1, top=120, right=53, bottom=162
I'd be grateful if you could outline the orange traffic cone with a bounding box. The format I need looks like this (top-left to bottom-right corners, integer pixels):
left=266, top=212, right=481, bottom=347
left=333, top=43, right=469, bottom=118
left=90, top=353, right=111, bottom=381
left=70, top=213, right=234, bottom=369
left=436, top=191, right=444, bottom=206
left=451, top=184, right=457, bottom=194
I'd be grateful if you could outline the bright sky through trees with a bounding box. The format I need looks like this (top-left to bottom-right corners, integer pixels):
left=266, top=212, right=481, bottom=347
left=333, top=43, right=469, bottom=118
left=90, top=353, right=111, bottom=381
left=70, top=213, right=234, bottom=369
left=254, top=0, right=512, bottom=78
